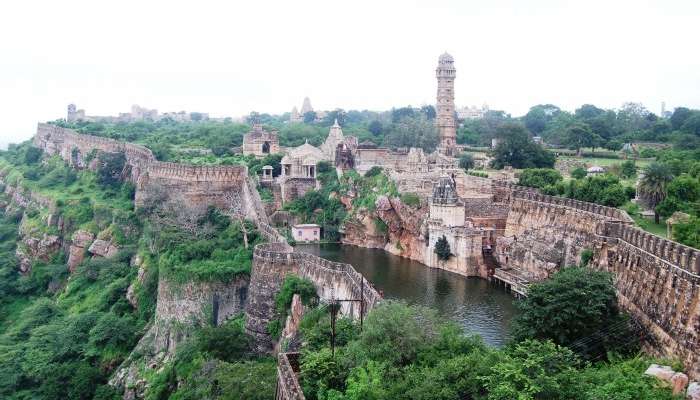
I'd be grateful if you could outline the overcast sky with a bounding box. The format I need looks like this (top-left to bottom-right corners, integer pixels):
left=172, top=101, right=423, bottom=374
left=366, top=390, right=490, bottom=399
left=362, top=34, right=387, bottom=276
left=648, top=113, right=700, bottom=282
left=1, top=0, right=699, bottom=148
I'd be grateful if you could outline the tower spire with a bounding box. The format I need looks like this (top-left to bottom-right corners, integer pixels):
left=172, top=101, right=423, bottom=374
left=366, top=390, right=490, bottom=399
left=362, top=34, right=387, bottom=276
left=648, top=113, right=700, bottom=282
left=436, top=53, right=457, bottom=157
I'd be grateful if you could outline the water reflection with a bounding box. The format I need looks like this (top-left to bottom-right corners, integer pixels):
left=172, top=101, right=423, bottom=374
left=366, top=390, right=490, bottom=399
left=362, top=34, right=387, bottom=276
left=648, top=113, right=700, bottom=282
left=296, top=243, right=518, bottom=347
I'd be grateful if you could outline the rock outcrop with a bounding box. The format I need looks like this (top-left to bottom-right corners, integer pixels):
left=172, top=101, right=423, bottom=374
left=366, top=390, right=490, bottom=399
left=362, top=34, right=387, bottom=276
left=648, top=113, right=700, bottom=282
left=67, top=230, right=94, bottom=272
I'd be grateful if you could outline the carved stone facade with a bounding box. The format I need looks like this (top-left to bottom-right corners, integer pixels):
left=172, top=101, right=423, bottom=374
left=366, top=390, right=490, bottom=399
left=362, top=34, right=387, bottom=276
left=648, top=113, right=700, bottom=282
left=436, top=53, right=457, bottom=156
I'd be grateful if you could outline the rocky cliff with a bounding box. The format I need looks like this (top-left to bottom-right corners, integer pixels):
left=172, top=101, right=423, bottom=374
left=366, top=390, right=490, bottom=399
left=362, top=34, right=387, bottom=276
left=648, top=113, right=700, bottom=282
left=342, top=195, right=428, bottom=263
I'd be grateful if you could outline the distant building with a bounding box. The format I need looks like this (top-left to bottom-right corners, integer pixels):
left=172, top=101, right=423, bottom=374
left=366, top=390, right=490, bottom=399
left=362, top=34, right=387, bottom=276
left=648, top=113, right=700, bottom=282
left=292, top=224, right=321, bottom=242
left=457, top=104, right=490, bottom=120
left=242, top=124, right=280, bottom=158
left=281, top=141, right=325, bottom=179
left=66, top=104, right=208, bottom=123
left=290, top=97, right=316, bottom=123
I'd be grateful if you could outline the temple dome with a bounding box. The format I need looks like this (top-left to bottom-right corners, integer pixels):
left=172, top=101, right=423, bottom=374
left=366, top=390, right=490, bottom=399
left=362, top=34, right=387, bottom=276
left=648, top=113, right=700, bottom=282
left=438, top=52, right=454, bottom=63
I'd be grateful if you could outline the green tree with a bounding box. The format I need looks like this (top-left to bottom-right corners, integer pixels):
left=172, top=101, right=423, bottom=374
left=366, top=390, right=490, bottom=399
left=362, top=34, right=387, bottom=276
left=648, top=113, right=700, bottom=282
left=458, top=153, right=475, bottom=171
left=96, top=151, right=126, bottom=188
left=670, top=107, right=693, bottom=130
left=384, top=116, right=438, bottom=152
left=511, top=267, right=636, bottom=360
left=434, top=235, right=452, bottom=261
left=638, top=163, right=673, bottom=223
left=570, top=168, right=587, bottom=180
left=491, top=123, right=555, bottom=169
left=564, top=123, right=602, bottom=155
left=620, top=160, right=637, bottom=178
left=518, top=168, right=563, bottom=189
left=368, top=120, right=383, bottom=136
left=522, top=104, right=560, bottom=135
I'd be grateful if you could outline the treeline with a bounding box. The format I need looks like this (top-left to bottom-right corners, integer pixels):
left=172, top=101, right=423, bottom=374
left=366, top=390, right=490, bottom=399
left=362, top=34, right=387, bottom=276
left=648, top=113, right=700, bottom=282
left=460, top=103, right=700, bottom=152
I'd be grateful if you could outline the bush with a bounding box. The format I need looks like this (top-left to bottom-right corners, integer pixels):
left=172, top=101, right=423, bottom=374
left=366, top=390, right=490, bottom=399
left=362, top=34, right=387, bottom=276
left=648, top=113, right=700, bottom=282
left=518, top=168, right=563, bottom=189
left=458, top=153, right=475, bottom=171
left=364, top=166, right=383, bottom=178
left=571, top=167, right=587, bottom=179
left=511, top=267, right=637, bottom=360
left=399, top=192, right=421, bottom=207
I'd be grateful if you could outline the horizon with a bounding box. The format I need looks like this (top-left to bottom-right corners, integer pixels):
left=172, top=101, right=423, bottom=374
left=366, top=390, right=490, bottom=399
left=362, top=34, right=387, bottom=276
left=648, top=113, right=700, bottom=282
left=2, top=0, right=699, bottom=149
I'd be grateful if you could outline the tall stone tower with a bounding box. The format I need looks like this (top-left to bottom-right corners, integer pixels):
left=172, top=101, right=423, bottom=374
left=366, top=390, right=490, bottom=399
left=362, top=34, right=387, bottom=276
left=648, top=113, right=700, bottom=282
left=436, top=53, right=457, bottom=156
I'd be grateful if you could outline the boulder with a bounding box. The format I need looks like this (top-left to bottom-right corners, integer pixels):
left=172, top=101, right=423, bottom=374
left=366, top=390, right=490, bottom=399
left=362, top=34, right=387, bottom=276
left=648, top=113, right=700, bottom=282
left=88, top=239, right=119, bottom=258
left=644, top=364, right=689, bottom=395
left=67, top=230, right=95, bottom=272
left=687, top=382, right=700, bottom=400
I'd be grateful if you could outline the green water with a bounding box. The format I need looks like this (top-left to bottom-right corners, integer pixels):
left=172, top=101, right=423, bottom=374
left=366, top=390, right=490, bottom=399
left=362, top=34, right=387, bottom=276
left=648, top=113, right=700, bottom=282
left=296, top=243, right=518, bottom=347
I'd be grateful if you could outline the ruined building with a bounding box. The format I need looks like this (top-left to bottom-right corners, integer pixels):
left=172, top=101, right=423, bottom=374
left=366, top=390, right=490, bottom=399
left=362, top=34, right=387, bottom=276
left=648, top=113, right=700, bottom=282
left=436, top=53, right=458, bottom=157
left=242, top=124, right=280, bottom=158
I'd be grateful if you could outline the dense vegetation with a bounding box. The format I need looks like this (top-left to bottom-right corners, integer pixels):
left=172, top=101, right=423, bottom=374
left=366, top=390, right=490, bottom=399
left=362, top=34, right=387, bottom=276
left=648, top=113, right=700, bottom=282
left=293, top=268, right=678, bottom=400
left=0, top=141, right=274, bottom=399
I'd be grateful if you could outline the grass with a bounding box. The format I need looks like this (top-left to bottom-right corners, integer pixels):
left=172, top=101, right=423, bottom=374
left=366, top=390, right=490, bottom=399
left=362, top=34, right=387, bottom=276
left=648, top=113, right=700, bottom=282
left=623, top=202, right=668, bottom=238
left=558, top=156, right=653, bottom=168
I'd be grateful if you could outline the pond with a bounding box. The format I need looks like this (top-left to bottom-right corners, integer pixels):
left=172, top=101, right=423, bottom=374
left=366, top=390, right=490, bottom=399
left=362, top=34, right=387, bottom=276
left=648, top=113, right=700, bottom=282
left=296, top=243, right=519, bottom=347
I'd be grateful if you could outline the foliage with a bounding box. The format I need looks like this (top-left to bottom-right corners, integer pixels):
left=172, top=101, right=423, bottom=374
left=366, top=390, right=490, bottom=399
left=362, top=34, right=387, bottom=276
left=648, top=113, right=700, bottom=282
left=399, top=192, right=421, bottom=207
left=490, top=123, right=555, bottom=169
left=434, top=235, right=452, bottom=261
left=298, top=301, right=675, bottom=400
left=518, top=168, right=563, bottom=189
left=571, top=167, right=587, bottom=179
left=383, top=116, right=438, bottom=152
left=558, top=174, right=630, bottom=207
left=458, top=153, right=475, bottom=171
left=511, top=267, right=637, bottom=360
left=96, top=151, right=127, bottom=188
left=639, top=163, right=674, bottom=223
left=157, top=219, right=259, bottom=283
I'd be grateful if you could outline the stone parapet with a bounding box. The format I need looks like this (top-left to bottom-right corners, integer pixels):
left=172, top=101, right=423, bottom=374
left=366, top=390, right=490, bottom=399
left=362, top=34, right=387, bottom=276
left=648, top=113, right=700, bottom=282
left=276, top=352, right=305, bottom=400
left=245, top=242, right=381, bottom=352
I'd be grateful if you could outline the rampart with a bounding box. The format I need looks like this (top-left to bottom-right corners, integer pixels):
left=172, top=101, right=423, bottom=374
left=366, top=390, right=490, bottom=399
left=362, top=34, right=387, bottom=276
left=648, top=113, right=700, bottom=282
left=33, top=123, right=265, bottom=222
left=245, top=242, right=382, bottom=352
left=492, top=179, right=700, bottom=376
left=34, top=123, right=155, bottom=182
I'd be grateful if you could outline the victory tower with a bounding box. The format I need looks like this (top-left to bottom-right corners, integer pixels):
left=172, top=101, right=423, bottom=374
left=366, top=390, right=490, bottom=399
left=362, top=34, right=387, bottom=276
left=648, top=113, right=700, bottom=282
left=436, top=53, right=457, bottom=156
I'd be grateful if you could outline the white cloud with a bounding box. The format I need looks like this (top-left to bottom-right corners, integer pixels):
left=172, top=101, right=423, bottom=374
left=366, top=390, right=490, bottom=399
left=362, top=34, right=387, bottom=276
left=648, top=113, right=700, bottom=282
left=1, top=0, right=699, bottom=147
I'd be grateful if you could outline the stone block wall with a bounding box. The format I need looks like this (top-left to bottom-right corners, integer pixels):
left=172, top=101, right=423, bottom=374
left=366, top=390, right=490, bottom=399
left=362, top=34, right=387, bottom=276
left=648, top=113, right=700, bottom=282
left=245, top=242, right=382, bottom=352
left=493, top=180, right=700, bottom=377
left=34, top=123, right=155, bottom=183
left=280, top=177, right=317, bottom=204
left=34, top=124, right=266, bottom=223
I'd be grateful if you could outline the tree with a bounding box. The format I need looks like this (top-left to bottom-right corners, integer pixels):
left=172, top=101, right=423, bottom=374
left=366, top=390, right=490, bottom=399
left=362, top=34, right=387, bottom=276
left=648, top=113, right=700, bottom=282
left=24, top=146, right=43, bottom=164
left=96, top=151, right=126, bottom=188
left=391, top=106, right=416, bottom=123
left=324, top=108, right=347, bottom=126
left=511, top=267, right=636, bottom=360
left=571, top=168, right=587, bottom=180
left=666, top=174, right=700, bottom=203
left=522, top=104, right=560, bottom=135
left=638, top=163, right=673, bottom=223
left=304, top=111, right=317, bottom=123
left=421, top=105, right=437, bottom=120
left=458, top=153, right=475, bottom=171
left=620, top=160, right=636, bottom=178
left=368, top=120, right=383, bottom=136
left=563, top=123, right=601, bottom=155
left=670, top=107, right=693, bottom=131
left=434, top=235, right=452, bottom=261
left=490, top=123, right=555, bottom=169
left=384, top=116, right=438, bottom=152
left=518, top=169, right=563, bottom=189
left=681, top=112, right=700, bottom=135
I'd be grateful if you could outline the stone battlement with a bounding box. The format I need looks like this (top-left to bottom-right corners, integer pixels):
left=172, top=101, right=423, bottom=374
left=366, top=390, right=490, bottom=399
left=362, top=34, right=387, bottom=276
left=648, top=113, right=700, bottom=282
left=492, top=180, right=634, bottom=223
left=605, top=222, right=700, bottom=275
left=147, top=161, right=247, bottom=182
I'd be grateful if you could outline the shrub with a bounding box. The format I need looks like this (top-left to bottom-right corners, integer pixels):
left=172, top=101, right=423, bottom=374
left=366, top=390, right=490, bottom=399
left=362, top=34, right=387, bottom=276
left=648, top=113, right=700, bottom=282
left=511, top=267, right=637, bottom=360
left=364, top=166, right=383, bottom=178
left=400, top=192, right=421, bottom=207
left=571, top=167, right=587, bottom=179
left=518, top=168, right=563, bottom=189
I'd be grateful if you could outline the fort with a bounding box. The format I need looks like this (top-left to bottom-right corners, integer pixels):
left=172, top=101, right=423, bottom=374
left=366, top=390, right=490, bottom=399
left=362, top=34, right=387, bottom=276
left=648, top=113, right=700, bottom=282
left=26, top=116, right=700, bottom=397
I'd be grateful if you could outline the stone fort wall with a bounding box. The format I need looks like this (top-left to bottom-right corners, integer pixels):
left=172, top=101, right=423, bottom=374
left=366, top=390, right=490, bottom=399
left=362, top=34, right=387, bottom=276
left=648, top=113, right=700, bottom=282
left=493, top=180, right=700, bottom=377
left=33, top=123, right=265, bottom=222
left=245, top=242, right=382, bottom=352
